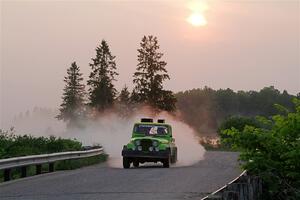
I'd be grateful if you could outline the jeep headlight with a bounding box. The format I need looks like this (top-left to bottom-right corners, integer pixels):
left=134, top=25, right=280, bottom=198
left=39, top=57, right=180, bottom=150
left=155, top=147, right=159, bottom=152
left=135, top=140, right=141, bottom=146
left=152, top=141, right=158, bottom=147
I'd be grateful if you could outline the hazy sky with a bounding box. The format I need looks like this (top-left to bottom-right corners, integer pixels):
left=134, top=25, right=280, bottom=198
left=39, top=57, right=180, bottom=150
left=1, top=0, right=299, bottom=128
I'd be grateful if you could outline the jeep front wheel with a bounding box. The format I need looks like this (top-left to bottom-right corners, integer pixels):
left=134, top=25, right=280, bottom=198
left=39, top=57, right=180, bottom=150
left=133, top=160, right=139, bottom=168
left=162, top=157, right=170, bottom=168
left=123, top=157, right=130, bottom=169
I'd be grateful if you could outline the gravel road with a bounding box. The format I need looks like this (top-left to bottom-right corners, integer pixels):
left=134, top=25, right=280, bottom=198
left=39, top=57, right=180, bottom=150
left=0, top=151, right=240, bottom=200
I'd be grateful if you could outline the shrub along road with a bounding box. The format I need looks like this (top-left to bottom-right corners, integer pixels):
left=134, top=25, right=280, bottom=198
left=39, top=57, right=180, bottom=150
left=0, top=151, right=240, bottom=200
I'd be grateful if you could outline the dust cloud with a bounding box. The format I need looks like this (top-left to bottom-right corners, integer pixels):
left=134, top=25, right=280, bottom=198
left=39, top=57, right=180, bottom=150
left=10, top=108, right=206, bottom=168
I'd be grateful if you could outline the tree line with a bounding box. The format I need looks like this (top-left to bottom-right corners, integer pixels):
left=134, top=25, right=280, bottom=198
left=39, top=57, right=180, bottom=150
left=176, top=86, right=299, bottom=135
left=57, top=35, right=176, bottom=127
left=57, top=35, right=298, bottom=133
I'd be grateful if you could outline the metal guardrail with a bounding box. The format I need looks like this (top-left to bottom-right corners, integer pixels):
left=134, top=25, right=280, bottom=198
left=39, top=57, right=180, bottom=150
left=201, top=170, right=247, bottom=200
left=0, top=148, right=103, bottom=181
left=201, top=170, right=263, bottom=200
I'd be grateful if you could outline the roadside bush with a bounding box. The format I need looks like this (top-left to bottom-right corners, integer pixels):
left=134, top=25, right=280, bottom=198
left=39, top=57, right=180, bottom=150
left=0, top=130, right=82, bottom=159
left=218, top=116, right=262, bottom=148
left=221, top=99, right=300, bottom=199
left=0, top=131, right=107, bottom=182
left=218, top=116, right=260, bottom=133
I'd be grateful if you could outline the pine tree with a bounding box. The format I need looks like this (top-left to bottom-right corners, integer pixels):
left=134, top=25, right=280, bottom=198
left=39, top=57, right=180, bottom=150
left=117, top=85, right=132, bottom=117
left=87, top=40, right=118, bottom=111
left=57, top=62, right=86, bottom=126
left=118, top=85, right=131, bottom=105
left=132, top=35, right=176, bottom=111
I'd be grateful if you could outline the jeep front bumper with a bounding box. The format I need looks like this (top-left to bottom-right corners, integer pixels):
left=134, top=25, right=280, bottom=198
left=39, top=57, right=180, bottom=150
left=122, top=146, right=169, bottom=159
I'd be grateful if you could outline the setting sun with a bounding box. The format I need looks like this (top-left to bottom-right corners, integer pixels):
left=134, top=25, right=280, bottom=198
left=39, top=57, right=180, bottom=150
left=186, top=0, right=208, bottom=27
left=187, top=13, right=207, bottom=26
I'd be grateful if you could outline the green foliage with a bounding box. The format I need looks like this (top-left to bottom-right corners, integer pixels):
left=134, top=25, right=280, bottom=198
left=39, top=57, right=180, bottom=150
left=55, top=154, right=108, bottom=170
left=218, top=116, right=261, bottom=148
left=132, top=35, right=176, bottom=112
left=0, top=129, right=107, bottom=182
left=57, top=62, right=86, bottom=127
left=87, top=40, right=118, bottom=111
left=218, top=116, right=260, bottom=133
left=0, top=129, right=82, bottom=159
left=176, top=86, right=297, bottom=134
left=221, top=99, right=300, bottom=199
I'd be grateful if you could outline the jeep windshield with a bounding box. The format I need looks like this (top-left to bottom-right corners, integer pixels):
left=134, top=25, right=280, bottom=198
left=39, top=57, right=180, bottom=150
left=134, top=124, right=169, bottom=136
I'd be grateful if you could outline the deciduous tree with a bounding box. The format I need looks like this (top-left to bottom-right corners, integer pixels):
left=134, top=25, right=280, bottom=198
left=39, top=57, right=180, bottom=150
left=221, top=99, right=300, bottom=199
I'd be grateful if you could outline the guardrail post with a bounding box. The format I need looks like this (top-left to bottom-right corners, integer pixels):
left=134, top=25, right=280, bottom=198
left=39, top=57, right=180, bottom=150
left=49, top=163, right=54, bottom=172
left=21, top=166, right=27, bottom=178
left=0, top=148, right=103, bottom=182
left=4, top=169, right=11, bottom=181
left=36, top=164, right=42, bottom=175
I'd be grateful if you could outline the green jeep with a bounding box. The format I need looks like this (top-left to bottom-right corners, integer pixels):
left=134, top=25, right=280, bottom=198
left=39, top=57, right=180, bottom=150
left=122, top=118, right=177, bottom=168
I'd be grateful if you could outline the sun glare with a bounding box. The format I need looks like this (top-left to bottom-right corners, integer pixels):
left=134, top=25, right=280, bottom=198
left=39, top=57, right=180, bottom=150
left=186, top=0, right=209, bottom=27
left=187, top=13, right=207, bottom=27
left=187, top=0, right=208, bottom=12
